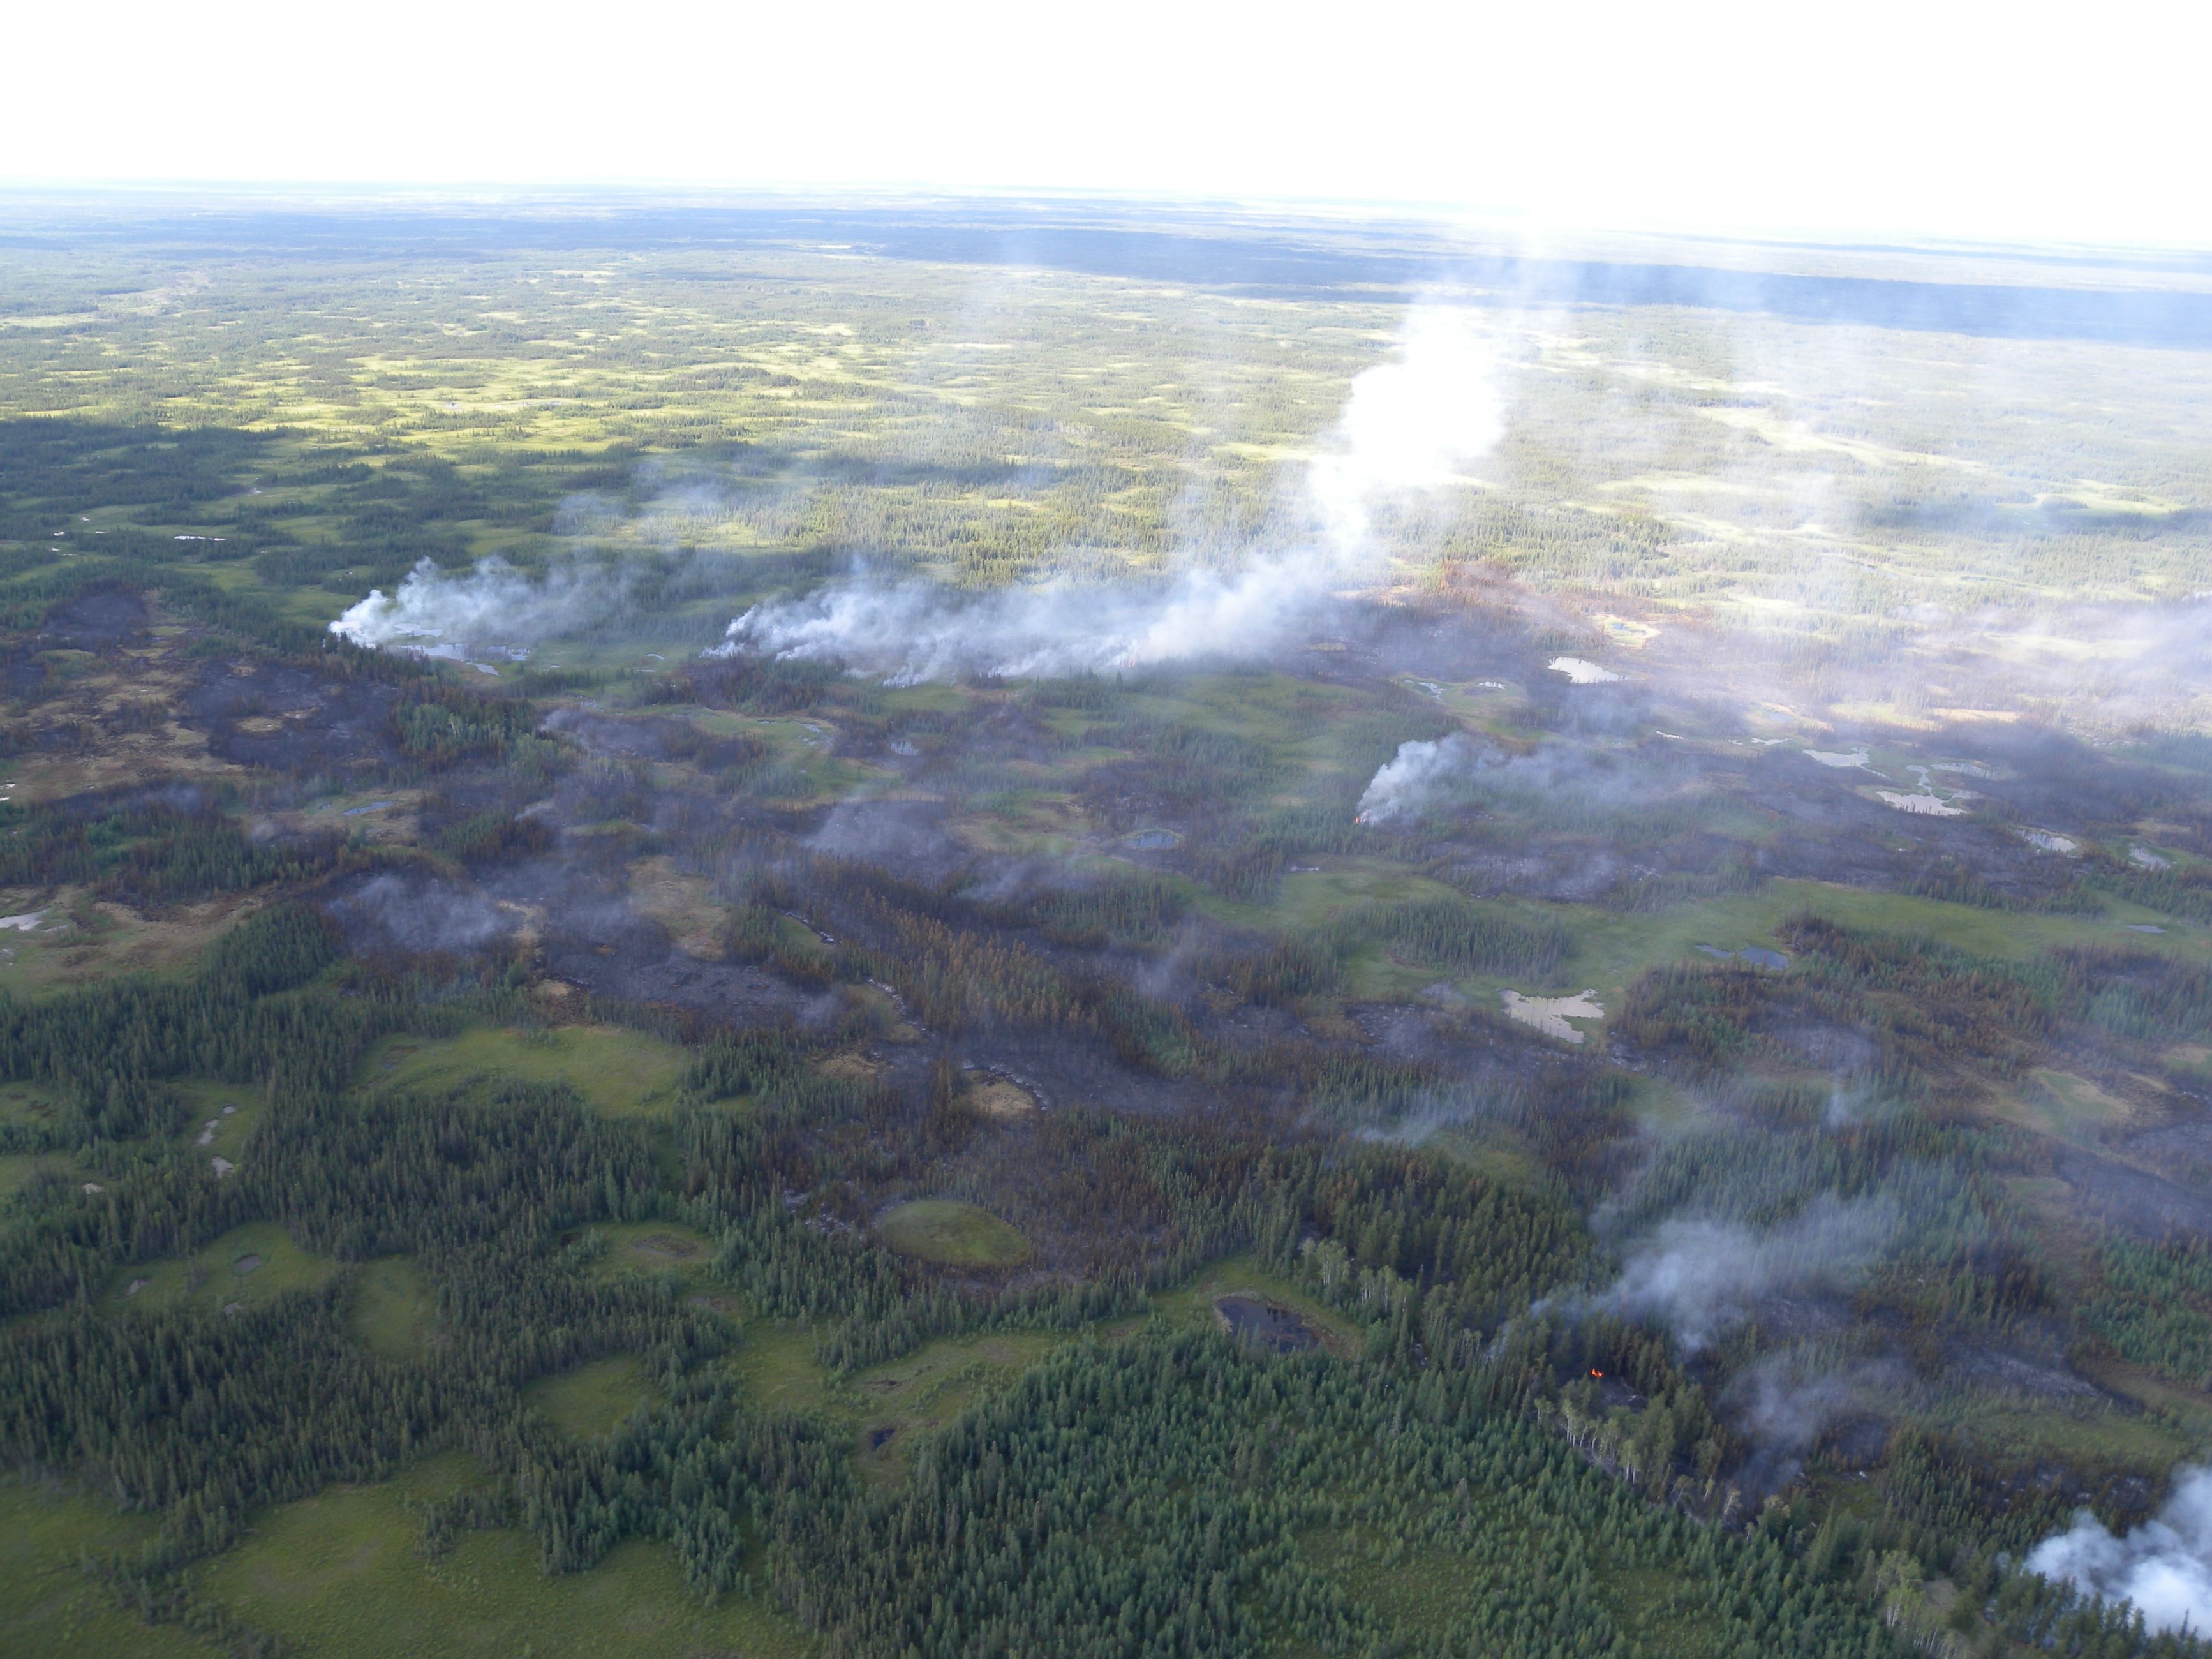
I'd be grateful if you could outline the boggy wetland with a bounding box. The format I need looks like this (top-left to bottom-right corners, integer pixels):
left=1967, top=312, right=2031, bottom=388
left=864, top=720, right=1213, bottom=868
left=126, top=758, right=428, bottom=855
left=0, top=193, right=2210, bottom=1657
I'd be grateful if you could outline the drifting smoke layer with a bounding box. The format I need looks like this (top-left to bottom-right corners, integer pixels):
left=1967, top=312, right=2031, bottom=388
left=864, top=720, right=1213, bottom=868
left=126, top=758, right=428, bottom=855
left=717, top=306, right=1509, bottom=683
left=1356, top=733, right=1485, bottom=823
left=1730, top=1355, right=1910, bottom=1494
left=1597, top=1194, right=1899, bottom=1352
left=330, top=874, right=512, bottom=956
left=2028, top=1468, right=2212, bottom=1635
left=331, top=556, right=621, bottom=648
left=715, top=558, right=1349, bottom=686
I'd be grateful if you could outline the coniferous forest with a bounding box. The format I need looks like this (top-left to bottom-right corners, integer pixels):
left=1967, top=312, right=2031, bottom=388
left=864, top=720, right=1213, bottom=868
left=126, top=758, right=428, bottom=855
left=1, top=194, right=2210, bottom=1657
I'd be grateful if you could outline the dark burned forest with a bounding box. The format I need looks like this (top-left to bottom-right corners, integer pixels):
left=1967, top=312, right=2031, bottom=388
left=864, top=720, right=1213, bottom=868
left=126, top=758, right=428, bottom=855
left=3, top=202, right=2212, bottom=1659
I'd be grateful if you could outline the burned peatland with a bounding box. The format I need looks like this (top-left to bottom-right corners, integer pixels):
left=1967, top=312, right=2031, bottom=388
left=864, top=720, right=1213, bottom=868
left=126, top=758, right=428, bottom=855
left=0, top=200, right=2209, bottom=1656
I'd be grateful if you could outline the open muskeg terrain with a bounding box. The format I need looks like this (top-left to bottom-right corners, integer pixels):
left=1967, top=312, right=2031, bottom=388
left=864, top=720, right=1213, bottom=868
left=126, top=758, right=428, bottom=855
left=3, top=194, right=2211, bottom=1657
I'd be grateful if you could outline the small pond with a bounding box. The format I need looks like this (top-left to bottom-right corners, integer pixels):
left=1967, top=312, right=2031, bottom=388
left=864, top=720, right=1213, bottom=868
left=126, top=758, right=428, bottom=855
left=1696, top=944, right=1789, bottom=971
left=1215, top=1295, right=1319, bottom=1353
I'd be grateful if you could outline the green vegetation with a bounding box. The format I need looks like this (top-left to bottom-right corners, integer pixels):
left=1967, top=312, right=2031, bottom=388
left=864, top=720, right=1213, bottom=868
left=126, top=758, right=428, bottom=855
left=526, top=1356, right=659, bottom=1438
left=0, top=1475, right=215, bottom=1659
left=346, top=1255, right=436, bottom=1358
left=100, top=1221, right=339, bottom=1318
left=366, top=1025, right=688, bottom=1117
left=197, top=1454, right=812, bottom=1658
left=876, top=1198, right=1030, bottom=1267
left=1, top=199, right=2209, bottom=1656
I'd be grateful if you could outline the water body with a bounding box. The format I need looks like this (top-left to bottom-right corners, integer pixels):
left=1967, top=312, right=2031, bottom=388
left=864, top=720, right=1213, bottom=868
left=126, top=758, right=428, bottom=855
left=1216, top=1295, right=1319, bottom=1353
left=1124, top=830, right=1179, bottom=849
left=1697, top=944, right=1790, bottom=971
left=65, top=202, right=2212, bottom=347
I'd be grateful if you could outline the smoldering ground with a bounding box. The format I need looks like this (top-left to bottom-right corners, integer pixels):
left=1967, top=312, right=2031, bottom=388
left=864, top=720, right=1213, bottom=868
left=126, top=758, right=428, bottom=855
left=278, top=271, right=2212, bottom=1600
left=331, top=555, right=634, bottom=653
left=2030, top=1468, right=2212, bottom=1636
left=713, top=304, right=1518, bottom=685
left=1589, top=1193, right=1903, bottom=1354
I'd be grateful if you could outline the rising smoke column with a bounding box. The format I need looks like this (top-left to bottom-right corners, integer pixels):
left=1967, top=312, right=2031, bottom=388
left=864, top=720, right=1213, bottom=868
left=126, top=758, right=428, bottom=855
left=1355, top=733, right=1487, bottom=823
left=714, top=304, right=1513, bottom=682
left=2028, top=1468, right=2212, bottom=1635
left=330, top=556, right=623, bottom=649
left=1592, top=1194, right=1901, bottom=1352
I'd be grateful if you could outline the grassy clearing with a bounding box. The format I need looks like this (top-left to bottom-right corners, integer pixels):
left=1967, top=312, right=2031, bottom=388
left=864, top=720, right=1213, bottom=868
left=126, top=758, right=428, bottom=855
left=1988, top=1069, right=2139, bottom=1142
left=1240, top=871, right=2207, bottom=1016
left=0, top=1079, right=63, bottom=1132
left=1402, top=877, right=2212, bottom=1043
left=348, top=1257, right=436, bottom=1360
left=198, top=1454, right=813, bottom=1658
left=876, top=1199, right=1029, bottom=1267
left=1618, top=880, right=2209, bottom=968
left=171, top=1079, right=262, bottom=1164
left=727, top=1323, right=834, bottom=1413
left=0, top=889, right=253, bottom=1000
left=723, top=1321, right=1083, bottom=1482
left=1416, top=1129, right=1547, bottom=1188
left=0, top=1472, right=216, bottom=1658
left=101, top=1221, right=337, bottom=1319
left=1922, top=1395, right=2194, bottom=1476
left=0, top=1152, right=70, bottom=1199
left=525, top=1357, right=660, bottom=1440
left=364, top=1024, right=687, bottom=1117
left=843, top=1330, right=1069, bottom=1482
left=1232, top=862, right=1466, bottom=933
left=584, top=1221, right=719, bottom=1290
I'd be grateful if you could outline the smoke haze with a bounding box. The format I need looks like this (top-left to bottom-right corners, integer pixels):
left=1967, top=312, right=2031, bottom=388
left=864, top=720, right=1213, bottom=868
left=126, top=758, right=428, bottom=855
left=2028, top=1468, right=2212, bottom=1635
left=1596, top=1194, right=1900, bottom=1352
left=716, top=304, right=1511, bottom=682
left=330, top=556, right=626, bottom=650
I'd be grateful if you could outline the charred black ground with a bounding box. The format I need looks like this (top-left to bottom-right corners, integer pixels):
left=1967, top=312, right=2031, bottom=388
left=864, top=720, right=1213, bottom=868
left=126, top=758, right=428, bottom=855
left=2, top=200, right=2209, bottom=1658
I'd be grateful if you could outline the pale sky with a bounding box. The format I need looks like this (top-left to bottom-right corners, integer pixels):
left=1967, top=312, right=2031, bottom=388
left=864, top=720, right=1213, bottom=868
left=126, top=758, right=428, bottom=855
left=8, top=0, right=2208, bottom=250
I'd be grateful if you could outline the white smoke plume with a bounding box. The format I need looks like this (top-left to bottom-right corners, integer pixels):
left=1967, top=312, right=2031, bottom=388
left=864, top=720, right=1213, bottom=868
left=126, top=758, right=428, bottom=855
left=1595, top=1194, right=1899, bottom=1351
left=1356, top=733, right=1485, bottom=823
left=1305, top=305, right=1509, bottom=556
left=330, top=556, right=623, bottom=650
left=2028, top=1468, right=2212, bottom=1635
left=1728, top=1353, right=1912, bottom=1494
left=716, top=304, right=1511, bottom=682
left=711, top=555, right=1350, bottom=686
left=1354, top=732, right=1673, bottom=826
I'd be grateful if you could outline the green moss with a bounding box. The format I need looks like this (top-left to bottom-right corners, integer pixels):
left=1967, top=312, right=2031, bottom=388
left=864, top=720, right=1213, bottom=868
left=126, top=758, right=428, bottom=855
left=0, top=1473, right=216, bottom=1658
left=584, top=1221, right=719, bottom=1286
left=348, top=1256, right=436, bottom=1359
left=101, top=1221, right=338, bottom=1320
left=727, top=1323, right=834, bottom=1413
left=525, top=1357, right=658, bottom=1440
left=364, top=1024, right=687, bottom=1117
left=197, top=1455, right=813, bottom=1658
left=876, top=1200, right=1028, bottom=1268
